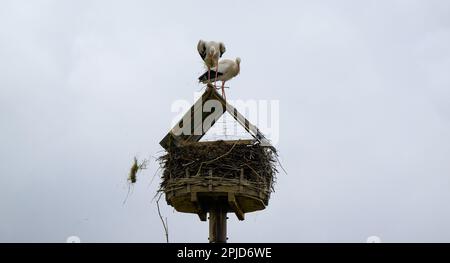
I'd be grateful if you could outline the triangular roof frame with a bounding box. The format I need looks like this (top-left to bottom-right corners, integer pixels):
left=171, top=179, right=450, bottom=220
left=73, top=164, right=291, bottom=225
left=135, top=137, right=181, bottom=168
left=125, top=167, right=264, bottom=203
left=160, top=85, right=272, bottom=149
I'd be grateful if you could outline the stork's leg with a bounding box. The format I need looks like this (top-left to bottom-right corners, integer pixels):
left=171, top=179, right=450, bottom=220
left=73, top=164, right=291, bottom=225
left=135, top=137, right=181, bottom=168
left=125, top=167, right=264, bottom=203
left=208, top=67, right=211, bottom=84
left=214, top=59, right=219, bottom=89
left=221, top=81, right=226, bottom=100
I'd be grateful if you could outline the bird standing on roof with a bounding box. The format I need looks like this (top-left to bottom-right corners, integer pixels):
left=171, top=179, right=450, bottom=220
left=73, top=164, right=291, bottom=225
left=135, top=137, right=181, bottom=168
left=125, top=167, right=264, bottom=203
left=198, top=57, right=241, bottom=100
left=197, top=40, right=226, bottom=88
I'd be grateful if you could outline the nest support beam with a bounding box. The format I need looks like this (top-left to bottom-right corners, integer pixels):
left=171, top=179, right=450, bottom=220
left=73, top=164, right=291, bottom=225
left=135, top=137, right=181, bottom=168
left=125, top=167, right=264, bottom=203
left=208, top=205, right=227, bottom=243
left=228, top=192, right=245, bottom=221
left=191, top=192, right=207, bottom=221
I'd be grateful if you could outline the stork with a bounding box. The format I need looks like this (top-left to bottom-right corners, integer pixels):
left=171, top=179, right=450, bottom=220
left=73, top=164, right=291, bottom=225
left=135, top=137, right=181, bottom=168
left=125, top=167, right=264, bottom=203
left=198, top=57, right=241, bottom=100
left=197, top=40, right=226, bottom=87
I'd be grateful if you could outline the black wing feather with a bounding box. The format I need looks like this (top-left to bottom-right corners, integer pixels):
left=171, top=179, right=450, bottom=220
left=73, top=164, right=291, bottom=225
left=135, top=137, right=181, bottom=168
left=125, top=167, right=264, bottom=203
left=198, top=70, right=223, bottom=82
left=199, top=51, right=206, bottom=60
left=198, top=45, right=206, bottom=60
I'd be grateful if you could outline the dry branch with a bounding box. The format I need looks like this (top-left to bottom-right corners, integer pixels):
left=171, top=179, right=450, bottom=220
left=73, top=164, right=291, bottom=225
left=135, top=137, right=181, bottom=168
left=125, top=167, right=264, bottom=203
left=156, top=194, right=169, bottom=243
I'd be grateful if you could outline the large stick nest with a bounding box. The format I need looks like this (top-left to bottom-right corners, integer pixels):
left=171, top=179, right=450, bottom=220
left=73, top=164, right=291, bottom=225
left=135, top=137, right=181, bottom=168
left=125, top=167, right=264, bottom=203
left=158, top=140, right=278, bottom=192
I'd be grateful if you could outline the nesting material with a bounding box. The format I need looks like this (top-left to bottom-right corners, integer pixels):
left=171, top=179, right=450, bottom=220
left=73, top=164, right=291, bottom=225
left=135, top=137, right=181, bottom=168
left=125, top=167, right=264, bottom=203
left=128, top=157, right=148, bottom=183
left=158, top=140, right=278, bottom=192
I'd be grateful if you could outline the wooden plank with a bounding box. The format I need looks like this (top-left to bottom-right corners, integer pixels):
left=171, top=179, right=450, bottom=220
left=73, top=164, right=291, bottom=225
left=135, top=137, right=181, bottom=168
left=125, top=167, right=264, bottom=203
left=171, top=87, right=213, bottom=138
left=191, top=192, right=207, bottom=221
left=228, top=192, right=245, bottom=221
left=160, top=86, right=226, bottom=149
left=181, top=139, right=256, bottom=147
left=198, top=212, right=207, bottom=221
left=176, top=184, right=270, bottom=198
left=166, top=184, right=267, bottom=214
left=186, top=169, right=190, bottom=192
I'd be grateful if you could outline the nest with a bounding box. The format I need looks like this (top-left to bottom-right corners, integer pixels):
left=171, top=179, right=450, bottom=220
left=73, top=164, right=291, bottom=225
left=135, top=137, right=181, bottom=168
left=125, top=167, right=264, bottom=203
left=158, top=140, right=278, bottom=192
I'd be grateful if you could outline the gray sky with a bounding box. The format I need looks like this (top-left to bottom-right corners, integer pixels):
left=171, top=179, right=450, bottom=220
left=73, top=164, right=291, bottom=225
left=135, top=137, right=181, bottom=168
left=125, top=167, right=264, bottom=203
left=1, top=0, right=450, bottom=242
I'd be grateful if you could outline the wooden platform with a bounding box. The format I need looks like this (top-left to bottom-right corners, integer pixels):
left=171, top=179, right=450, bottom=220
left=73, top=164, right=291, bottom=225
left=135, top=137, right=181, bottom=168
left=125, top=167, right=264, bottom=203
left=164, top=169, right=270, bottom=221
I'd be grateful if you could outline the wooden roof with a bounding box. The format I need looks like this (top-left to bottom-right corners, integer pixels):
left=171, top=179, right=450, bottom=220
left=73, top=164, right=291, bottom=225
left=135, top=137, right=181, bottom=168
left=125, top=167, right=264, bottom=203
left=159, top=85, right=271, bottom=149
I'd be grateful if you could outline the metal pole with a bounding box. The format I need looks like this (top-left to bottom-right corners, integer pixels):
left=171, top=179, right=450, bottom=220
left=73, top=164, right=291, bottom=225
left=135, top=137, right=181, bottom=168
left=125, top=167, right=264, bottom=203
left=208, top=205, right=227, bottom=243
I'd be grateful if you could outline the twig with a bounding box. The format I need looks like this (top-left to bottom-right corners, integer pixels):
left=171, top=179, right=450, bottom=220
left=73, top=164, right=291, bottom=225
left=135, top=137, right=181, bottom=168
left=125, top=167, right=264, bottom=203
left=182, top=160, right=196, bottom=167
left=244, top=163, right=262, bottom=179
left=274, top=154, right=287, bottom=175
left=148, top=166, right=161, bottom=189
left=122, top=183, right=133, bottom=205
left=195, top=140, right=240, bottom=176
left=156, top=194, right=169, bottom=243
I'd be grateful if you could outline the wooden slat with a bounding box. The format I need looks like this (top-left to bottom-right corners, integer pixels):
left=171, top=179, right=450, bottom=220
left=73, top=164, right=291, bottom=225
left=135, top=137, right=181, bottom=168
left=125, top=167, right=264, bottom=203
left=186, top=169, right=191, bottom=192
left=191, top=192, right=207, bottom=221
left=181, top=139, right=256, bottom=147
left=228, top=192, right=245, bottom=221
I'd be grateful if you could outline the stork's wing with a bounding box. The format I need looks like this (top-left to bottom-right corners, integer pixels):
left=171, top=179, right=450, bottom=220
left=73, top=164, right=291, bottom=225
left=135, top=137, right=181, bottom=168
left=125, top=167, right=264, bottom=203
left=214, top=59, right=234, bottom=74
left=197, top=40, right=206, bottom=60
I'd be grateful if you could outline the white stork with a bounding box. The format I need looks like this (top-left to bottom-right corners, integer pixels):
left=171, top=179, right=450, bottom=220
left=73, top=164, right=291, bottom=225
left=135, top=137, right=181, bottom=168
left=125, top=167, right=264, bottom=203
left=198, top=57, right=241, bottom=100
left=197, top=40, right=226, bottom=87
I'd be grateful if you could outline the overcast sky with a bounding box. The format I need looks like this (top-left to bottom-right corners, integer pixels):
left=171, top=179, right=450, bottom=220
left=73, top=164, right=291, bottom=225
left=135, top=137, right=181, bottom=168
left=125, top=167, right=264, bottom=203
left=1, top=0, right=450, bottom=243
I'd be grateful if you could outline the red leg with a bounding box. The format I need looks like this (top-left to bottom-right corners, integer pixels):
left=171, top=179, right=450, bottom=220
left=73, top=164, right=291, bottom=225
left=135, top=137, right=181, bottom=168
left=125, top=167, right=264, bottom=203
left=214, top=59, right=219, bottom=89
left=221, top=81, right=226, bottom=100
left=208, top=67, right=211, bottom=84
